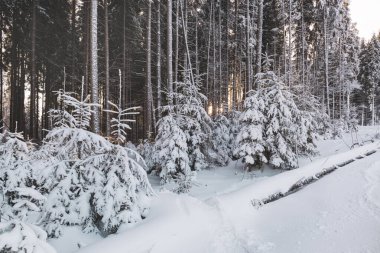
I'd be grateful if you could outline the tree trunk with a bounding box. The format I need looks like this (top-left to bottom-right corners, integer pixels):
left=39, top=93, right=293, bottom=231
left=104, top=0, right=110, bottom=136
left=157, top=0, right=162, bottom=117
left=324, top=4, right=330, bottom=117
left=174, top=0, right=179, bottom=85
left=123, top=0, right=127, bottom=108
left=233, top=0, right=238, bottom=109
left=218, top=1, right=223, bottom=111
left=30, top=0, right=37, bottom=139
left=145, top=0, right=153, bottom=139
left=246, top=0, right=251, bottom=91
left=206, top=1, right=213, bottom=110
left=212, top=3, right=217, bottom=115
left=84, top=0, right=90, bottom=97
left=0, top=10, right=3, bottom=130
left=256, top=0, right=263, bottom=75
left=288, top=0, right=292, bottom=86
left=71, top=0, right=76, bottom=92
left=90, top=0, right=100, bottom=133
left=167, top=0, right=173, bottom=105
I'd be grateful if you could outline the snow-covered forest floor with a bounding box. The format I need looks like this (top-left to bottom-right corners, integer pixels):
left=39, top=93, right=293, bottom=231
left=50, top=126, right=380, bottom=253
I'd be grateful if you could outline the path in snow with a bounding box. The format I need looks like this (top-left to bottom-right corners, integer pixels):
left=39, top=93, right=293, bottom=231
left=73, top=142, right=380, bottom=253
left=239, top=148, right=380, bottom=253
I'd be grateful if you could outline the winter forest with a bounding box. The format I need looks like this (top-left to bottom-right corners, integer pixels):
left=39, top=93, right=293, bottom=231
left=1, top=0, right=380, bottom=252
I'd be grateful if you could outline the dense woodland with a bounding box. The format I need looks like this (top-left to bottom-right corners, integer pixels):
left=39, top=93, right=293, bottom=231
left=1, top=0, right=380, bottom=250
left=1, top=0, right=379, bottom=141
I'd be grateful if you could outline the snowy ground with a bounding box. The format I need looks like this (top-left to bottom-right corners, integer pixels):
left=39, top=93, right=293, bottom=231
left=50, top=126, right=380, bottom=253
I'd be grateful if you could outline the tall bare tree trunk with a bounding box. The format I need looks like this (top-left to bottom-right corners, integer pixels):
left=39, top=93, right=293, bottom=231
left=167, top=0, right=173, bottom=105
left=174, top=0, right=179, bottom=85
left=218, top=0, right=223, bottom=112
left=256, top=0, right=263, bottom=75
left=104, top=0, right=110, bottom=136
left=225, top=0, right=229, bottom=112
left=71, top=0, right=76, bottom=92
left=84, top=0, right=90, bottom=97
left=282, top=0, right=287, bottom=82
left=233, top=0, right=238, bottom=109
left=246, top=0, right=251, bottom=91
left=145, top=0, right=153, bottom=139
left=90, top=0, right=100, bottom=133
left=123, top=0, right=126, bottom=108
left=30, top=0, right=37, bottom=139
left=157, top=0, right=162, bottom=117
left=206, top=2, right=213, bottom=110
left=212, top=4, right=217, bottom=115
left=324, top=4, right=330, bottom=117
left=301, top=0, right=305, bottom=87
left=0, top=10, right=3, bottom=130
left=288, top=0, right=292, bottom=87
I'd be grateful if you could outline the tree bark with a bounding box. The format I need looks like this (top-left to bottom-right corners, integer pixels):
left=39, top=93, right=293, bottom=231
left=90, top=0, right=100, bottom=133
left=0, top=10, right=3, bottom=130
left=157, top=0, right=162, bottom=118
left=167, top=0, right=173, bottom=105
left=324, top=4, right=330, bottom=117
left=30, top=0, right=37, bottom=139
left=104, top=0, right=110, bottom=136
left=256, top=0, right=263, bottom=75
left=145, top=0, right=153, bottom=138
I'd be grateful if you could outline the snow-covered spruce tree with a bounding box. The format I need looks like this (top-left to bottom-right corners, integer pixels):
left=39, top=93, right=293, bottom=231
left=104, top=70, right=140, bottom=145
left=0, top=220, right=57, bottom=253
left=234, top=71, right=317, bottom=170
left=209, top=115, right=230, bottom=166
left=1, top=187, right=46, bottom=222
left=233, top=88, right=267, bottom=169
left=49, top=86, right=99, bottom=130
left=83, top=145, right=153, bottom=235
left=137, top=139, right=155, bottom=171
left=48, top=89, right=76, bottom=128
left=153, top=70, right=212, bottom=191
left=0, top=130, right=37, bottom=214
left=226, top=110, right=241, bottom=158
left=0, top=131, right=54, bottom=253
left=105, top=102, right=139, bottom=145
left=153, top=114, right=193, bottom=193
left=39, top=128, right=153, bottom=236
left=292, top=88, right=324, bottom=156
left=265, top=79, right=302, bottom=169
left=172, top=70, right=213, bottom=171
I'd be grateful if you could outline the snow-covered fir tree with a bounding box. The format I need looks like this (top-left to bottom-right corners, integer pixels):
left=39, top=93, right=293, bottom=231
left=234, top=71, right=318, bottom=170
left=227, top=111, right=241, bottom=157
left=49, top=91, right=98, bottom=130
left=209, top=115, right=230, bottom=166
left=265, top=77, right=301, bottom=168
left=0, top=220, right=57, bottom=253
left=104, top=70, right=140, bottom=145
left=153, top=70, right=212, bottom=191
left=39, top=127, right=153, bottom=236
left=137, top=139, right=155, bottom=171
left=233, top=88, right=267, bottom=169
left=172, top=70, right=213, bottom=171
left=0, top=130, right=36, bottom=213
left=153, top=114, right=193, bottom=192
